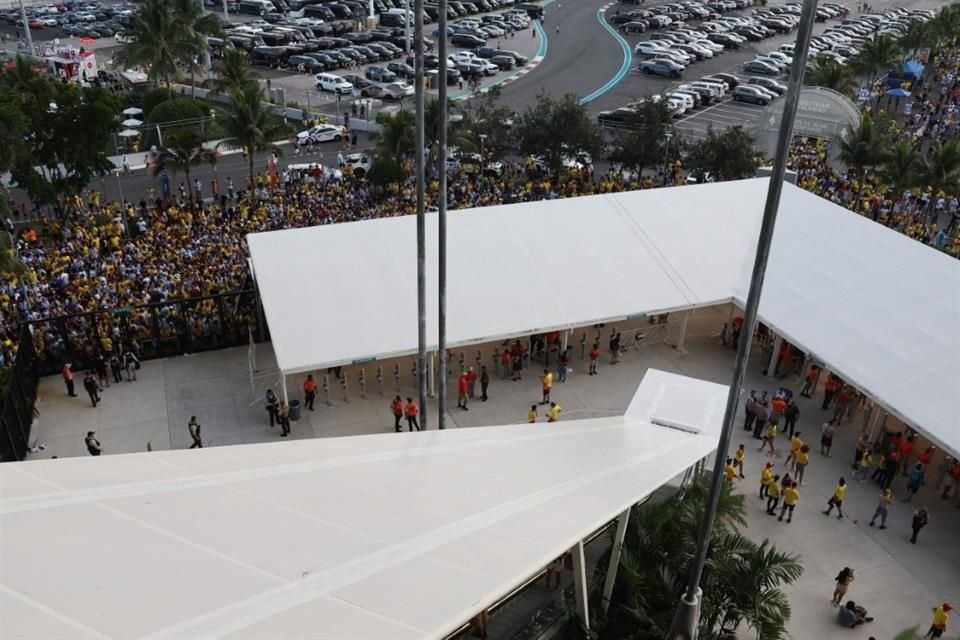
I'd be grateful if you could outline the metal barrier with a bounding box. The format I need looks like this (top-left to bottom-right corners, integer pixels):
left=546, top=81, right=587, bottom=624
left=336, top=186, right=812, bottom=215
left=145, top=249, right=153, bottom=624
left=0, top=326, right=39, bottom=462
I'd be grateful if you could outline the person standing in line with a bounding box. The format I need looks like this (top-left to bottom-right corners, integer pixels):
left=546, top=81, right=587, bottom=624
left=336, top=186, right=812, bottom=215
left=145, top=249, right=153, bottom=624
left=457, top=373, right=470, bottom=411
left=83, top=371, right=100, bottom=407
left=391, top=395, right=404, bottom=432
left=822, top=374, right=840, bottom=409
left=466, top=367, right=478, bottom=399
left=832, top=567, right=855, bottom=606
left=303, top=374, right=317, bottom=411
left=528, top=404, right=538, bottom=423
left=540, top=369, right=553, bottom=405
left=480, top=366, right=489, bottom=401
left=779, top=480, right=799, bottom=523
left=820, top=419, right=836, bottom=457
left=109, top=353, right=123, bottom=384
left=868, top=488, right=893, bottom=528
left=752, top=400, right=769, bottom=440
left=557, top=347, right=570, bottom=383
left=62, top=363, right=77, bottom=397
left=785, top=431, right=804, bottom=469
left=926, top=603, right=953, bottom=639
left=800, top=365, right=819, bottom=397
left=823, top=477, right=847, bottom=519
left=85, top=431, right=102, bottom=456
left=766, top=474, right=781, bottom=514
left=910, top=507, right=929, bottom=544
left=853, top=433, right=870, bottom=471
left=188, top=416, right=202, bottom=449
left=903, top=463, right=925, bottom=501
left=795, top=444, right=811, bottom=485
left=881, top=450, right=900, bottom=490
left=769, top=394, right=786, bottom=430
left=548, top=401, right=562, bottom=423
left=588, top=343, right=599, bottom=375
left=854, top=449, right=875, bottom=482
left=279, top=402, right=291, bottom=437
left=500, top=349, right=512, bottom=380
left=405, top=397, right=420, bottom=431
left=743, top=390, right=758, bottom=432
left=784, top=400, right=800, bottom=438
left=733, top=443, right=746, bottom=478
left=265, top=389, right=279, bottom=427
left=609, top=332, right=621, bottom=364
left=95, top=353, right=110, bottom=388
left=760, top=461, right=774, bottom=499
left=898, top=435, right=916, bottom=476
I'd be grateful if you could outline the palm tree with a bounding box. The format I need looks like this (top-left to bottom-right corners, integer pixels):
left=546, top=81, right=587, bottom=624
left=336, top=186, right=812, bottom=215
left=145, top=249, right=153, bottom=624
left=880, top=141, right=922, bottom=192
left=898, top=19, right=936, bottom=62
left=153, top=129, right=218, bottom=207
left=424, top=97, right=474, bottom=173
left=372, top=109, right=415, bottom=157
left=839, top=111, right=889, bottom=211
left=854, top=34, right=900, bottom=84
left=171, top=0, right=224, bottom=96
left=933, top=4, right=960, bottom=51
left=806, top=55, right=855, bottom=96
left=918, top=140, right=960, bottom=211
left=209, top=47, right=259, bottom=96
left=218, top=83, right=285, bottom=191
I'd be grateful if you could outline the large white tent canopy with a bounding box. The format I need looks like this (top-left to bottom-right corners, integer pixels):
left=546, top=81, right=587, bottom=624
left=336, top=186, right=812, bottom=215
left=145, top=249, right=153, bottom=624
left=248, top=178, right=960, bottom=457
left=0, top=370, right=728, bottom=640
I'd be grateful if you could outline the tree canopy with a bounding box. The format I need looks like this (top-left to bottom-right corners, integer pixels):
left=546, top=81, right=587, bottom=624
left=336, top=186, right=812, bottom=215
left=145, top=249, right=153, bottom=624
left=608, top=100, right=678, bottom=176
left=513, top=92, right=603, bottom=174
left=685, top=126, right=759, bottom=182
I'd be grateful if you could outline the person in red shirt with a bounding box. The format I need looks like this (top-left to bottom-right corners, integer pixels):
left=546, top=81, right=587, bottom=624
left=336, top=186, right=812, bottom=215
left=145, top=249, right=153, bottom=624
left=801, top=365, right=819, bottom=398
left=822, top=375, right=841, bottom=410
left=390, top=395, right=404, bottom=432
left=62, top=363, right=77, bottom=397
left=588, top=343, right=600, bottom=376
left=303, top=374, right=317, bottom=411
left=899, top=436, right=916, bottom=476
left=466, top=367, right=478, bottom=399
left=457, top=373, right=469, bottom=411
left=500, top=349, right=511, bottom=380
left=833, top=386, right=853, bottom=423
left=404, top=398, right=420, bottom=431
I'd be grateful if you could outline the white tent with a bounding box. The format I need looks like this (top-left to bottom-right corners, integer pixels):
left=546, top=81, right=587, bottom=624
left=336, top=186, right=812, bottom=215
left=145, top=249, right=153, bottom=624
left=248, top=178, right=960, bottom=457
left=0, top=370, right=728, bottom=640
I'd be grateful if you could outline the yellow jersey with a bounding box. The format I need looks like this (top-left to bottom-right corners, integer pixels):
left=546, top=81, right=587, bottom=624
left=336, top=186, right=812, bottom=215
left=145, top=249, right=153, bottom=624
left=725, top=464, right=736, bottom=481
left=784, top=487, right=800, bottom=506
left=796, top=451, right=810, bottom=465
left=542, top=372, right=553, bottom=389
left=768, top=483, right=781, bottom=498
left=932, top=606, right=950, bottom=628
left=833, top=484, right=847, bottom=500
left=790, top=436, right=803, bottom=452
left=548, top=405, right=562, bottom=421
left=734, top=448, right=745, bottom=462
left=766, top=424, right=777, bottom=438
left=761, top=467, right=773, bottom=486
left=527, top=409, right=537, bottom=423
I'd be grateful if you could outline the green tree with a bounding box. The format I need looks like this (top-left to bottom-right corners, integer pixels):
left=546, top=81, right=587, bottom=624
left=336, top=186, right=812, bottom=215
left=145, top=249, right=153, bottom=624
left=686, top=125, right=759, bottom=181
left=152, top=129, right=218, bottom=207
left=838, top=111, right=889, bottom=211
left=367, top=155, right=407, bottom=189
left=918, top=139, right=960, bottom=209
left=933, top=4, right=960, bottom=51
left=854, top=35, right=901, bottom=84
left=806, top=55, right=855, bottom=96
left=425, top=97, right=474, bottom=171
left=209, top=47, right=259, bottom=96
left=514, top=92, right=603, bottom=174
left=608, top=100, right=677, bottom=177
left=217, top=83, right=285, bottom=191
left=898, top=19, right=937, bottom=62
left=460, top=87, right=516, bottom=161
left=880, top=141, right=922, bottom=192
left=372, top=109, right=416, bottom=157
left=587, top=478, right=802, bottom=640
left=0, top=94, right=27, bottom=276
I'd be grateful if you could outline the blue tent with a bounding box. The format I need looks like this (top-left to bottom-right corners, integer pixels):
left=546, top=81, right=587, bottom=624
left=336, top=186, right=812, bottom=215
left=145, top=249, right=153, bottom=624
left=903, top=59, right=924, bottom=80
left=887, top=87, right=911, bottom=98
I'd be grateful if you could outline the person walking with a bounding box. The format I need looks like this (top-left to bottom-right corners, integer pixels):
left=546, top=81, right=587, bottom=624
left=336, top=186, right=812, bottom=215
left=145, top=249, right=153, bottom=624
left=823, top=477, right=848, bottom=519
left=265, top=389, right=279, bottom=427
left=769, top=394, right=786, bottom=429
left=760, top=461, right=774, bottom=499
left=903, top=463, right=925, bottom=501
left=733, top=443, right=746, bottom=478
left=528, top=404, right=538, bottom=423
left=405, top=397, right=420, bottom=431
left=910, top=506, right=929, bottom=544
left=391, top=395, right=404, bottom=432
left=868, top=488, right=893, bottom=528
left=500, top=349, right=512, bottom=380
left=881, top=451, right=899, bottom=490
left=303, top=374, right=317, bottom=411
left=822, top=374, right=840, bottom=409
left=784, top=400, right=799, bottom=438
left=609, top=332, right=621, bottom=364
left=480, top=366, right=490, bottom=401
left=832, top=567, right=855, bottom=606
left=540, top=369, right=553, bottom=405
left=779, top=480, right=799, bottom=523
left=766, top=474, right=781, bottom=514
left=83, top=371, right=100, bottom=407
left=752, top=400, right=770, bottom=440
left=853, top=433, right=870, bottom=471
left=743, top=390, right=758, bottom=433
left=800, top=365, right=819, bottom=397
left=466, top=367, right=478, bottom=398
left=548, top=401, right=562, bottom=422
left=188, top=416, right=202, bottom=449
left=785, top=431, right=803, bottom=469
left=724, top=458, right=737, bottom=483
left=457, top=373, right=470, bottom=410
left=926, top=603, right=953, bottom=639
left=279, top=402, right=291, bottom=436
left=84, top=431, right=102, bottom=456
left=758, top=421, right=777, bottom=456
left=795, top=444, right=811, bottom=484
left=854, top=449, right=875, bottom=482
left=62, top=363, right=77, bottom=397
left=588, top=343, right=599, bottom=375
left=820, top=419, right=836, bottom=457
left=123, top=348, right=139, bottom=381
left=109, top=353, right=123, bottom=384
left=557, top=347, right=570, bottom=383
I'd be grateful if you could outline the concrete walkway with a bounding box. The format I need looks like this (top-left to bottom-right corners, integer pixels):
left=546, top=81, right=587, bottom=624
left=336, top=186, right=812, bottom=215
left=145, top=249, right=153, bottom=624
left=26, top=305, right=959, bottom=639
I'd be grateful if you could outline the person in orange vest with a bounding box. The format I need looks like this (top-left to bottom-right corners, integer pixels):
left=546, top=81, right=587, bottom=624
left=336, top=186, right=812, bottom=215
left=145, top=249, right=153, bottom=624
left=588, top=342, right=599, bottom=376
left=303, top=374, right=317, bottom=411
left=405, top=397, right=420, bottom=431
left=62, top=363, right=77, bottom=397
left=391, top=395, right=404, bottom=432
left=457, top=373, right=469, bottom=411
left=800, top=365, right=820, bottom=397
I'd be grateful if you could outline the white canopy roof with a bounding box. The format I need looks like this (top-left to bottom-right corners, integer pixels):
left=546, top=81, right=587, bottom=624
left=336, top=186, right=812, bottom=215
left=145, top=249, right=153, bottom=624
left=0, top=370, right=727, bottom=640
left=248, top=178, right=960, bottom=457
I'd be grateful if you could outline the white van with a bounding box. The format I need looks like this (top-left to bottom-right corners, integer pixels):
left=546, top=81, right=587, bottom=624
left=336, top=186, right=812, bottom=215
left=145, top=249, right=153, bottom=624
left=315, top=73, right=353, bottom=94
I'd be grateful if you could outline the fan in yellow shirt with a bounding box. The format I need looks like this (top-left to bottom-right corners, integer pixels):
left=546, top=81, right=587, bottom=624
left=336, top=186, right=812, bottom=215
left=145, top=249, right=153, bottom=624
left=779, top=481, right=799, bottom=523
left=785, top=432, right=804, bottom=468
left=823, top=478, right=848, bottom=519
left=547, top=402, right=562, bottom=422
left=928, top=603, right=952, bottom=638
left=724, top=458, right=737, bottom=483
left=760, top=462, right=774, bottom=499
left=765, top=475, right=782, bottom=515
left=527, top=405, right=538, bottom=424
left=733, top=444, right=746, bottom=478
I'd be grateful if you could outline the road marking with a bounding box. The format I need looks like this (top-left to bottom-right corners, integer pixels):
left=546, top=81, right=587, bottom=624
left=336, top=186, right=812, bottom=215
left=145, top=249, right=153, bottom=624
left=580, top=4, right=632, bottom=104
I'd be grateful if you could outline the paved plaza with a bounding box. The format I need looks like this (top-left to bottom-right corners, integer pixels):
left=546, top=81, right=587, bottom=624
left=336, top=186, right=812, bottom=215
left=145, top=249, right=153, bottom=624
left=26, top=305, right=960, bottom=640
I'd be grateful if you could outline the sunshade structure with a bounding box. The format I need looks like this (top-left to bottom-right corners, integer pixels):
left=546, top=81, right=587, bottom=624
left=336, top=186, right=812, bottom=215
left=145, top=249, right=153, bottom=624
left=248, top=178, right=960, bottom=457
left=0, top=370, right=728, bottom=640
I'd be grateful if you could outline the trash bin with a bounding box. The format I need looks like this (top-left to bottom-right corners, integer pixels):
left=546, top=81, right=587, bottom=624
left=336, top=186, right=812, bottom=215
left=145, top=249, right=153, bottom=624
left=289, top=399, right=302, bottom=421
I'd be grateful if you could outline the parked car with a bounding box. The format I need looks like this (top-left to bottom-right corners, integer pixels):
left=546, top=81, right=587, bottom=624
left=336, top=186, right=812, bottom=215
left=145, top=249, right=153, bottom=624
left=387, top=61, right=415, bottom=77
left=747, top=76, right=786, bottom=95
left=732, top=84, right=771, bottom=105
left=743, top=59, right=780, bottom=75
left=297, top=123, right=348, bottom=144
left=639, top=58, right=685, bottom=78
left=365, top=65, right=397, bottom=82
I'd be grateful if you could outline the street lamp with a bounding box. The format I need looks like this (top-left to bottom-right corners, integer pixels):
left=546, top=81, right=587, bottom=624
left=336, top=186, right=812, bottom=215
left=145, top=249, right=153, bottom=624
left=662, top=132, right=672, bottom=186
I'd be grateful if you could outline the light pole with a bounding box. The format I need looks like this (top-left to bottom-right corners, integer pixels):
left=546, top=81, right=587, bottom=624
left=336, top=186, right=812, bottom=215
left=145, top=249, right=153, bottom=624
left=662, top=132, right=672, bottom=186
left=404, top=0, right=411, bottom=54
left=436, top=0, right=449, bottom=429
left=668, top=1, right=819, bottom=637
left=414, top=0, right=428, bottom=429
left=17, top=0, right=33, bottom=53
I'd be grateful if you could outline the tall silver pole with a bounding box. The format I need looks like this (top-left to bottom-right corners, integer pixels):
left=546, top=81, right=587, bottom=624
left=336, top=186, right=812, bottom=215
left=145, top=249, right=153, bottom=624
left=436, top=0, right=448, bottom=429
left=668, top=1, right=819, bottom=638
left=222, top=0, right=229, bottom=22
left=18, top=0, right=33, bottom=53
left=404, top=0, right=411, bottom=54
left=414, top=0, right=428, bottom=429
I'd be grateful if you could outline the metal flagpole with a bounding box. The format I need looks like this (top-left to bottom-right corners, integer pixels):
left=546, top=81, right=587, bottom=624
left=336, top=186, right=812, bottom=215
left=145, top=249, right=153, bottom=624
left=414, top=0, right=428, bottom=429
left=18, top=0, right=33, bottom=53
left=437, top=0, right=448, bottom=429
left=668, top=1, right=819, bottom=638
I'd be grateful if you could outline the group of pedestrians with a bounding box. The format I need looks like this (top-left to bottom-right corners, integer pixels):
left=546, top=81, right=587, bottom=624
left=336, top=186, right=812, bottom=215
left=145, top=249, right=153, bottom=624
left=62, top=346, right=140, bottom=408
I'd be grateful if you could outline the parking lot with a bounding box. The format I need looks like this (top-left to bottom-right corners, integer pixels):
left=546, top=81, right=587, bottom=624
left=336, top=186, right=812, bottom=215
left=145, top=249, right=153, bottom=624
left=672, top=93, right=767, bottom=141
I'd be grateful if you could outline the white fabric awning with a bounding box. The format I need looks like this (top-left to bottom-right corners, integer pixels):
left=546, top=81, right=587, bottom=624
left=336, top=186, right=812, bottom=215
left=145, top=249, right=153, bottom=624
left=0, top=371, right=727, bottom=640
left=248, top=178, right=960, bottom=457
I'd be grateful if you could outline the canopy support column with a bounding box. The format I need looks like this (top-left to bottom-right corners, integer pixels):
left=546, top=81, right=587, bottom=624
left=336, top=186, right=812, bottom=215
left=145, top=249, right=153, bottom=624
left=724, top=304, right=736, bottom=345
left=600, top=508, right=631, bottom=616
left=765, top=335, right=782, bottom=378
left=562, top=330, right=570, bottom=352
left=675, top=311, right=690, bottom=353
left=281, top=374, right=289, bottom=404
left=429, top=352, right=435, bottom=399
left=571, top=540, right=590, bottom=631
left=859, top=401, right=874, bottom=434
